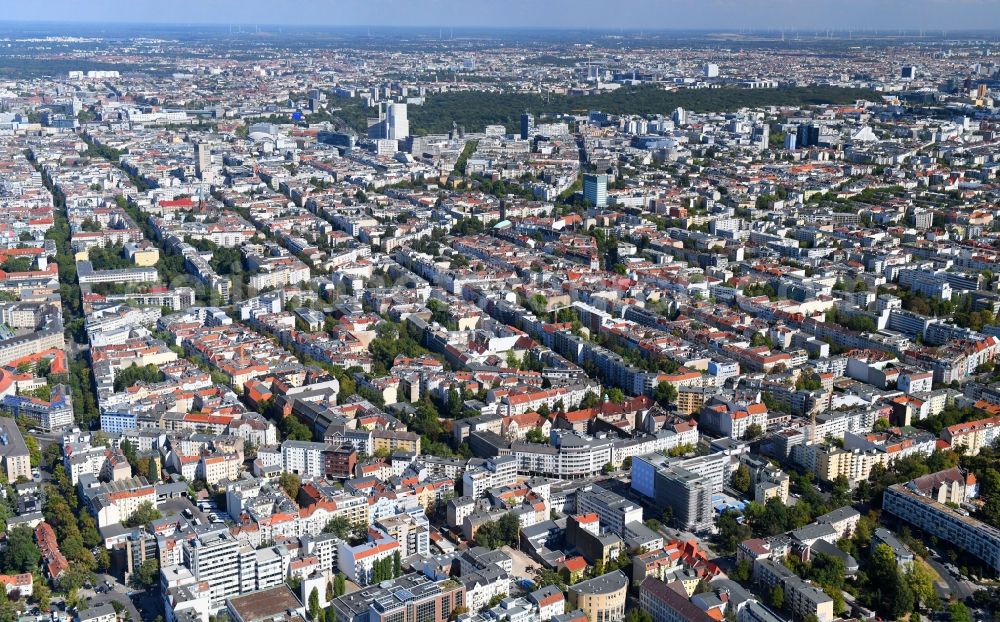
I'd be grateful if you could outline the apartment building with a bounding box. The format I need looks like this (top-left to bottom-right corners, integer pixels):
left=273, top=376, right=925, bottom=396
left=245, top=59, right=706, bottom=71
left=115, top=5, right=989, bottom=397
left=2, top=386, right=74, bottom=432
left=375, top=512, right=430, bottom=558
left=81, top=475, right=156, bottom=528
left=656, top=464, right=714, bottom=531
left=0, top=417, right=31, bottom=482
left=631, top=452, right=727, bottom=531
left=454, top=414, right=504, bottom=445
left=906, top=467, right=976, bottom=505
left=941, top=414, right=1000, bottom=456
left=567, top=571, right=628, bottom=622
left=337, top=534, right=400, bottom=585
left=463, top=455, right=518, bottom=499
left=884, top=483, right=1000, bottom=573
left=872, top=528, right=915, bottom=569
left=737, top=601, right=785, bottom=622
left=197, top=454, right=241, bottom=486
left=639, top=577, right=716, bottom=622
left=529, top=585, right=566, bottom=621
left=804, top=429, right=936, bottom=485
left=373, top=429, right=421, bottom=455
left=718, top=403, right=768, bottom=440
left=741, top=456, right=790, bottom=504
left=508, top=433, right=615, bottom=480
left=78, top=604, right=116, bottom=622
left=753, top=559, right=834, bottom=622
left=282, top=440, right=327, bottom=477
left=0, top=328, right=64, bottom=367
left=180, top=528, right=254, bottom=608
left=330, top=573, right=465, bottom=622
left=76, top=260, right=158, bottom=285
left=444, top=497, right=475, bottom=531
left=460, top=565, right=510, bottom=613
left=248, top=260, right=311, bottom=291
left=575, top=485, right=643, bottom=536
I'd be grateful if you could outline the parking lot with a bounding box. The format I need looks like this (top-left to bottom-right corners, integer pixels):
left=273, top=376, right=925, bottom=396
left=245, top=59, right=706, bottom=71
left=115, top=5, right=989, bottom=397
left=77, top=574, right=154, bottom=622
left=501, top=545, right=543, bottom=583
left=194, top=497, right=231, bottom=524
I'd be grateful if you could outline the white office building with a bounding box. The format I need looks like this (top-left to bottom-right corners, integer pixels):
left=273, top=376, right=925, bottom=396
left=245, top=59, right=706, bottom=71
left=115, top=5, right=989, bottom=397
left=387, top=103, right=409, bottom=141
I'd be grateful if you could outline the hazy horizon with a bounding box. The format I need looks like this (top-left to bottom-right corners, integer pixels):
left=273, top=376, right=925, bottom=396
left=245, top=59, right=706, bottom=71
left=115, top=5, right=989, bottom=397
left=8, top=0, right=1000, bottom=32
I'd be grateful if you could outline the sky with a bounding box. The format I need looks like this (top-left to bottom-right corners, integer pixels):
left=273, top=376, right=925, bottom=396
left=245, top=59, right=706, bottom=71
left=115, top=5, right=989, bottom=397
left=6, top=0, right=1000, bottom=32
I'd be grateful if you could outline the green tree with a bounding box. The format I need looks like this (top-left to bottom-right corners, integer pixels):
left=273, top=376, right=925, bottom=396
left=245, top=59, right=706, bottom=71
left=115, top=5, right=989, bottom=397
left=752, top=498, right=791, bottom=536
left=623, top=610, right=653, bottom=622
left=770, top=584, right=784, bottom=610
left=334, top=572, right=346, bottom=597
left=823, top=585, right=846, bottom=616
left=607, top=388, right=625, bottom=404
left=31, top=575, right=50, bottom=611
left=868, top=543, right=914, bottom=618
left=308, top=587, right=320, bottom=621
left=279, top=472, right=302, bottom=502
left=0, top=586, right=15, bottom=622
left=731, top=464, right=751, bottom=494
left=130, top=559, right=160, bottom=590
left=147, top=458, right=160, bottom=482
left=808, top=552, right=845, bottom=590
left=123, top=501, right=161, bottom=528
left=949, top=602, right=974, bottom=622
left=95, top=548, right=111, bottom=574
left=653, top=382, right=677, bottom=407
left=79, top=512, right=101, bottom=549
left=485, top=593, right=506, bottom=610
left=475, top=513, right=520, bottom=549
left=323, top=517, right=367, bottom=545
left=581, top=392, right=601, bottom=409
left=1, top=525, right=40, bottom=573
left=743, top=423, right=763, bottom=440
left=715, top=509, right=751, bottom=553
left=113, top=363, right=166, bottom=392
left=120, top=438, right=138, bottom=470
left=906, top=561, right=940, bottom=611
left=525, top=427, right=548, bottom=444
left=661, top=506, right=673, bottom=526
left=25, top=435, right=41, bottom=468
left=1, top=257, right=32, bottom=273
left=535, top=569, right=566, bottom=591
left=731, top=559, right=752, bottom=582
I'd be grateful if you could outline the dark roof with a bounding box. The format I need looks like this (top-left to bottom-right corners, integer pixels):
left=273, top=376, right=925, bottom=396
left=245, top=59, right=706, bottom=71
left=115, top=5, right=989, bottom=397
left=815, top=506, right=860, bottom=525
left=227, top=585, right=303, bottom=622
left=811, top=538, right=859, bottom=572
left=569, top=570, right=627, bottom=596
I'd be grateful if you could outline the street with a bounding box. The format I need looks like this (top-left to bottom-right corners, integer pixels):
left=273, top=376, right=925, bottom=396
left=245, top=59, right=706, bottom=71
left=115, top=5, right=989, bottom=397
left=77, top=573, right=151, bottom=622
left=924, top=554, right=975, bottom=601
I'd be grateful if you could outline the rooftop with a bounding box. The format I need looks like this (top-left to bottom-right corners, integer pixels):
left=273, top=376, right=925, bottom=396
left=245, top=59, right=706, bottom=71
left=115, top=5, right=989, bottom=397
left=568, top=570, right=627, bottom=596
left=227, top=585, right=304, bottom=622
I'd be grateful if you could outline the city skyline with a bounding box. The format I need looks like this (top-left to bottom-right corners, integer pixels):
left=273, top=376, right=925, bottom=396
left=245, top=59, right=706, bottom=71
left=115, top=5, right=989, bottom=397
left=0, top=9, right=998, bottom=622
left=8, top=0, right=1000, bottom=32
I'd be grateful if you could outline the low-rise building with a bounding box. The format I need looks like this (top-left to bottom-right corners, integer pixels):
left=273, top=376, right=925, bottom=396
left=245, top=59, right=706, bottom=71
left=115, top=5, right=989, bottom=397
left=567, top=571, right=627, bottom=622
